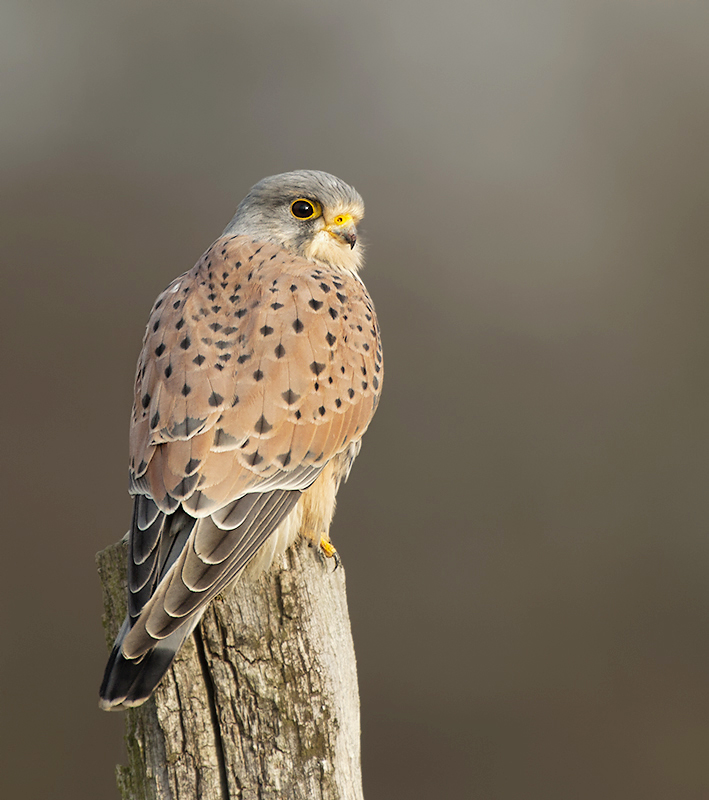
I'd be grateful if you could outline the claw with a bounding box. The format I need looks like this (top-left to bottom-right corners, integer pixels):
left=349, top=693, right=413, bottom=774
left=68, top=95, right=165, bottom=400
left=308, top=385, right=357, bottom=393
left=319, top=536, right=341, bottom=570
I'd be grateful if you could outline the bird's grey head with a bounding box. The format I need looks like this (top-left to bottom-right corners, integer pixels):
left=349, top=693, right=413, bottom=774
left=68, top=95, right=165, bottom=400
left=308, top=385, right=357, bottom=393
left=223, top=170, right=365, bottom=272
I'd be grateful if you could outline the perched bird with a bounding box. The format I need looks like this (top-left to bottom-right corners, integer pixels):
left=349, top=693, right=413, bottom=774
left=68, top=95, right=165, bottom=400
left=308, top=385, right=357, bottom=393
left=99, top=170, right=382, bottom=710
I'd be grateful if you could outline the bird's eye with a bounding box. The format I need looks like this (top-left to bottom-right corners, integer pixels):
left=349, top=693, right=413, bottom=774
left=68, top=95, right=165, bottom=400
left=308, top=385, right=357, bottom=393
left=290, top=199, right=319, bottom=220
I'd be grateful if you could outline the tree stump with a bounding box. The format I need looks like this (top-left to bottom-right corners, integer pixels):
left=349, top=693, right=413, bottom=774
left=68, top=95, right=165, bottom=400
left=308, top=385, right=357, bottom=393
left=97, top=537, right=364, bottom=800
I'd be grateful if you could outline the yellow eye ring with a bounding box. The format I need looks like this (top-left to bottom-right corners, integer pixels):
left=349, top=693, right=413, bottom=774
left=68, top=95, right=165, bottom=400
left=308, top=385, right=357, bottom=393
left=290, top=198, right=321, bottom=220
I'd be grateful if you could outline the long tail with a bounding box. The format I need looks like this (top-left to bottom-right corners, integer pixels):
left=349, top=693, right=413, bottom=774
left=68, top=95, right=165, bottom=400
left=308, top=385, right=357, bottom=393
left=99, top=615, right=202, bottom=710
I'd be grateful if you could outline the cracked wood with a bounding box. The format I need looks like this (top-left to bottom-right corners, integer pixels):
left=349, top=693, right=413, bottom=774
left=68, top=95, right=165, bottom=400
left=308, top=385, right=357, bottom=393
left=97, top=538, right=364, bottom=800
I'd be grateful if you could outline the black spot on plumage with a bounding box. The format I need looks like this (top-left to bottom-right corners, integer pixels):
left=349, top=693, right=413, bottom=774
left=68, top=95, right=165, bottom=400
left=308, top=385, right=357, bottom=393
left=229, top=294, right=240, bottom=303
left=335, top=398, right=342, bottom=408
left=235, top=308, right=248, bottom=318
left=185, top=458, right=200, bottom=474
left=275, top=343, right=286, bottom=358
left=318, top=406, right=326, bottom=416
left=153, top=320, right=160, bottom=332
left=222, top=327, right=238, bottom=335
left=193, top=354, right=206, bottom=366
left=373, top=376, right=379, bottom=389
left=246, top=451, right=263, bottom=467
left=211, top=305, right=221, bottom=313
left=237, top=354, right=251, bottom=364
left=155, top=343, right=166, bottom=356
left=361, top=366, right=367, bottom=375
left=309, top=299, right=323, bottom=310
left=180, top=336, right=191, bottom=350
left=253, top=369, right=264, bottom=381
left=141, top=393, right=151, bottom=409
left=277, top=451, right=292, bottom=467
left=362, top=381, right=368, bottom=390
left=208, top=293, right=216, bottom=301
left=221, top=282, right=228, bottom=289
left=173, top=300, right=181, bottom=309
left=182, top=383, right=191, bottom=396
left=150, top=411, right=160, bottom=428
left=336, top=292, right=347, bottom=303
left=222, top=271, right=229, bottom=279
left=328, top=376, right=333, bottom=384
left=365, top=313, right=372, bottom=321
left=348, top=388, right=355, bottom=399
left=155, top=299, right=163, bottom=309
left=232, top=395, right=240, bottom=406
left=218, top=353, right=231, bottom=361
left=293, top=318, right=304, bottom=333
left=260, top=325, right=274, bottom=336
left=254, top=415, right=272, bottom=434
left=171, top=472, right=198, bottom=497
left=215, top=363, right=224, bottom=371
left=362, top=343, right=370, bottom=351
left=357, top=325, right=363, bottom=332
left=289, top=284, right=297, bottom=292
left=374, top=362, right=381, bottom=372
left=295, top=410, right=302, bottom=420
left=208, top=392, right=223, bottom=407
left=215, top=341, right=232, bottom=350
left=271, top=301, right=284, bottom=310
left=165, top=364, right=173, bottom=378
left=328, top=307, right=338, bottom=320
left=209, top=322, right=222, bottom=332
left=310, top=361, right=325, bottom=376
left=176, top=318, right=185, bottom=330
left=326, top=332, right=336, bottom=346
left=169, top=416, right=207, bottom=438
left=282, top=389, right=300, bottom=405
left=319, top=282, right=331, bottom=293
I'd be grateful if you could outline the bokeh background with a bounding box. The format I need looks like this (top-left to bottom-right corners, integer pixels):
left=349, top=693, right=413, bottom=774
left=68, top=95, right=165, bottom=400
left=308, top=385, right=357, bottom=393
left=3, top=1, right=709, bottom=797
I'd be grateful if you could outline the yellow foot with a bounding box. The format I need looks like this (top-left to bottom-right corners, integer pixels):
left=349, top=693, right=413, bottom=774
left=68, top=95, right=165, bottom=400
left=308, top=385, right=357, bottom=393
left=319, top=536, right=342, bottom=570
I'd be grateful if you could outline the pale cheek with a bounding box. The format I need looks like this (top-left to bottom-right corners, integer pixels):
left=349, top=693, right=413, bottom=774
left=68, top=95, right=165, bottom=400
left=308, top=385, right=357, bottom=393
left=304, top=231, right=363, bottom=273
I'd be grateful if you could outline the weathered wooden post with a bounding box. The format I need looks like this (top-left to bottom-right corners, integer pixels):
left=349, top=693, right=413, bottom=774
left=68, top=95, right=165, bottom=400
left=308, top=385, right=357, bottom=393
left=98, top=537, right=364, bottom=800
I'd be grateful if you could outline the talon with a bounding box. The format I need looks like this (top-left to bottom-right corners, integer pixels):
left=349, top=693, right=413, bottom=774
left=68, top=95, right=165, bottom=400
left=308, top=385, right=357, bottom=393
left=319, top=536, right=341, bottom=569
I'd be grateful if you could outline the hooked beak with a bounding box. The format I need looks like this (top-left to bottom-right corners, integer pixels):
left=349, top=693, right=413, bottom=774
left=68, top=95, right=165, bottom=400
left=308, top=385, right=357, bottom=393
left=325, top=213, right=358, bottom=249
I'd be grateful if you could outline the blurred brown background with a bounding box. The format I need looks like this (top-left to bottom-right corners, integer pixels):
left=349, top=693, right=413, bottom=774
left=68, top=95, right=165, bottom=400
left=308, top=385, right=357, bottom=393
left=3, top=1, right=709, bottom=797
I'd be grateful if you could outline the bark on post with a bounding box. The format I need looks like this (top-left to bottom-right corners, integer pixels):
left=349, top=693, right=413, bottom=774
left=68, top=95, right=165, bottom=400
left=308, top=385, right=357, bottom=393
left=97, top=538, right=364, bottom=800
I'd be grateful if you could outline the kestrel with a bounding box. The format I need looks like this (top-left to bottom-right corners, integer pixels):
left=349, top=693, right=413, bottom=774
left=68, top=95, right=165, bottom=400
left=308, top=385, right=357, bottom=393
left=99, top=171, right=382, bottom=710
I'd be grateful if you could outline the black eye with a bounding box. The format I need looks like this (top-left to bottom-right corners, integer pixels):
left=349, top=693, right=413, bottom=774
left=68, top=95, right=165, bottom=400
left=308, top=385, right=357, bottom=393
left=291, top=199, right=317, bottom=219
